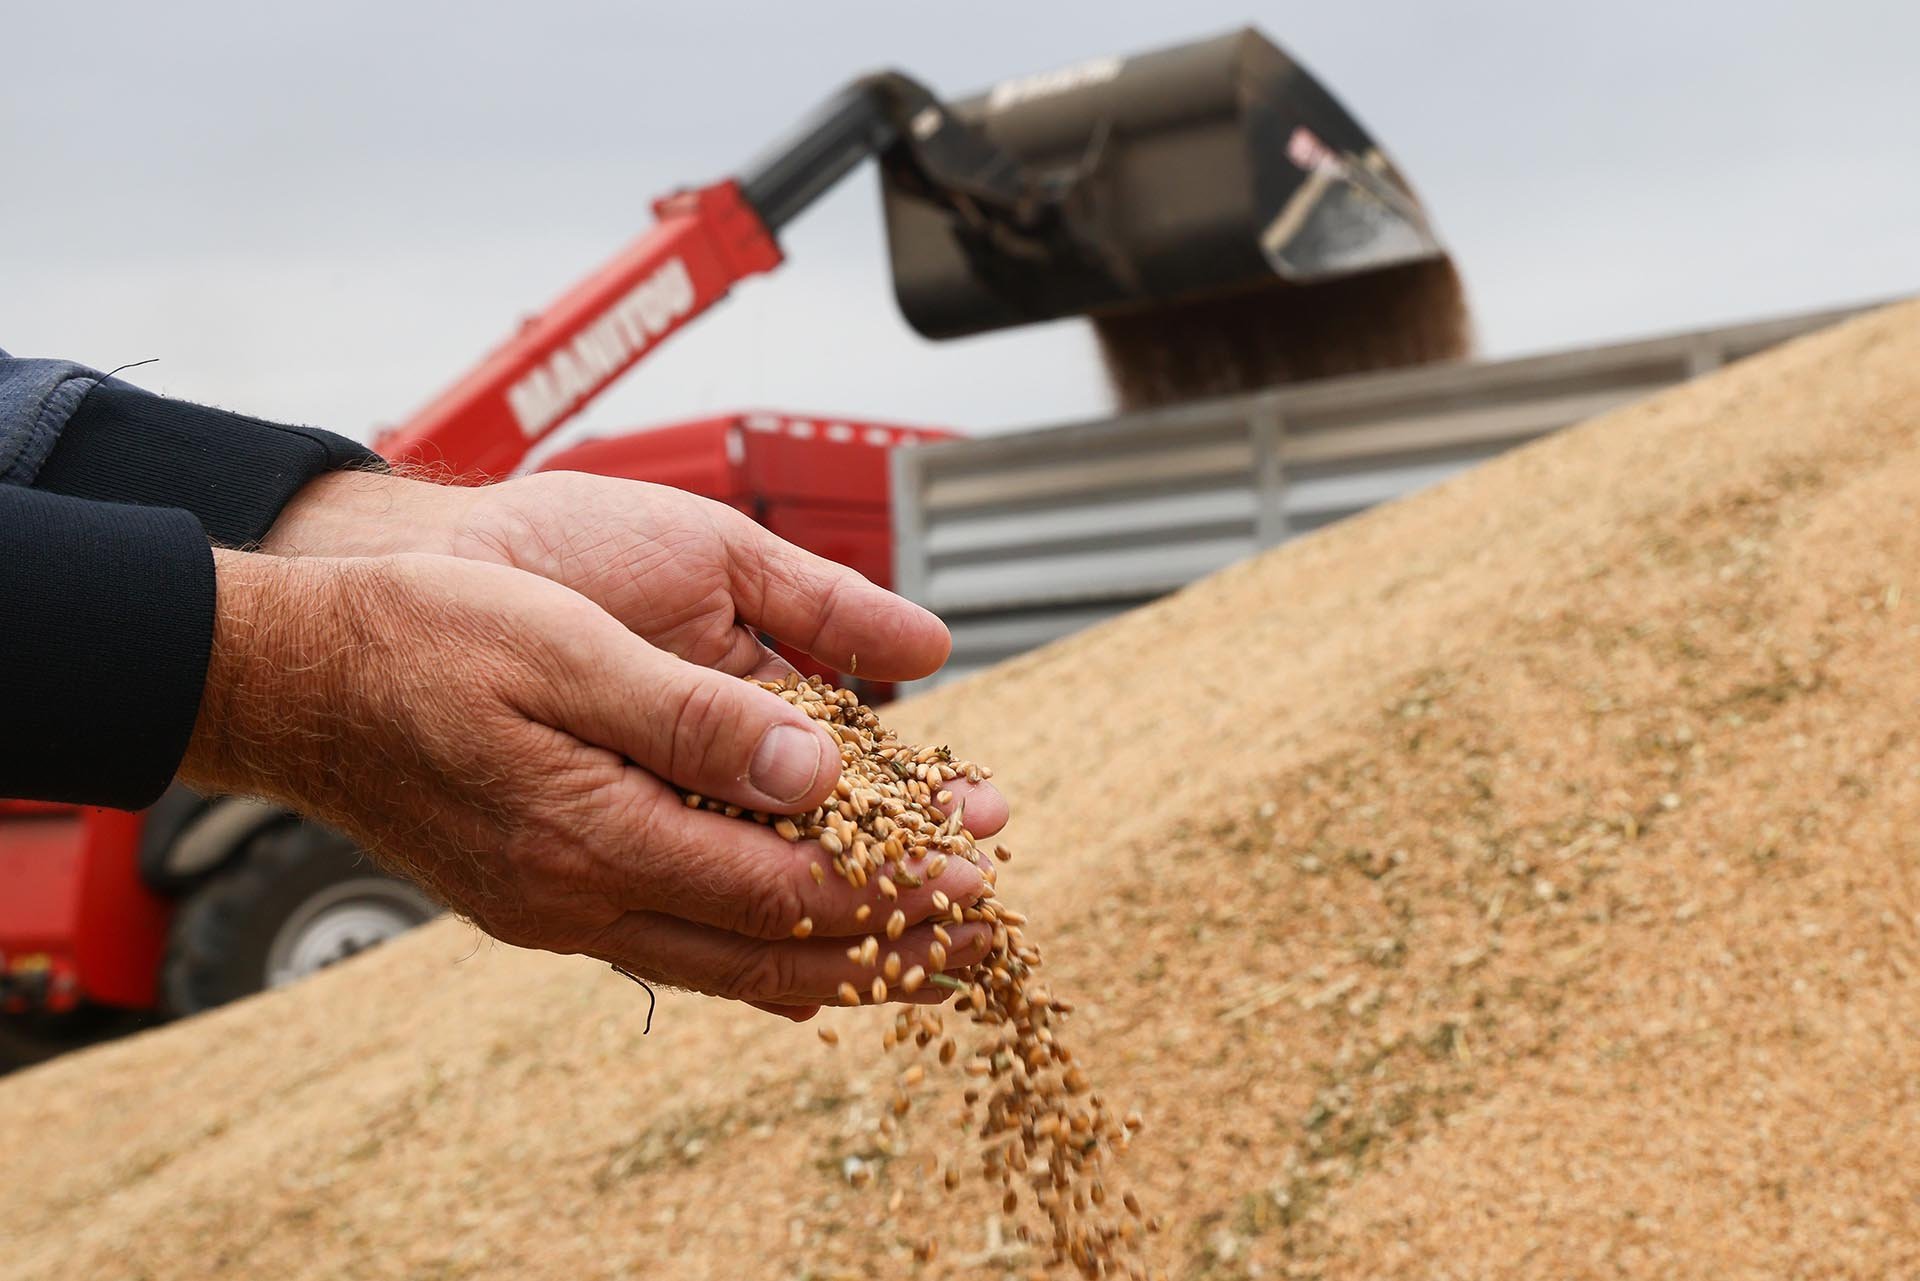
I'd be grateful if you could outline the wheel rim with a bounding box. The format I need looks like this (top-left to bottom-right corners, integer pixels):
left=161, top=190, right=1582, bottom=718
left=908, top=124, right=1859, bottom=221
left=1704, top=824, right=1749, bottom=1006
left=263, top=878, right=438, bottom=989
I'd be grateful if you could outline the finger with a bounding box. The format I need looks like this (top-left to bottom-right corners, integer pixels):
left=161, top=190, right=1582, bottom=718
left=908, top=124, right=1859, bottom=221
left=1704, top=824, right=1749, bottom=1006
left=530, top=620, right=841, bottom=813
left=717, top=509, right=951, bottom=681
left=933, top=780, right=1009, bottom=840
left=588, top=913, right=993, bottom=1005
left=601, top=776, right=989, bottom=940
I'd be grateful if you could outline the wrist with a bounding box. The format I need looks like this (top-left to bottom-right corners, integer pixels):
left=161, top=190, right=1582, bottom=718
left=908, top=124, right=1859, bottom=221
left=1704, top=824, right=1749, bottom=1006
left=179, top=549, right=352, bottom=798
left=260, top=469, right=468, bottom=559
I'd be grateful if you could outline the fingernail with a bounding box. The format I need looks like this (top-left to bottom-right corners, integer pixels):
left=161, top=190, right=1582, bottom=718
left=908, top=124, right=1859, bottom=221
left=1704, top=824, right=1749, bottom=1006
left=750, top=723, right=827, bottom=804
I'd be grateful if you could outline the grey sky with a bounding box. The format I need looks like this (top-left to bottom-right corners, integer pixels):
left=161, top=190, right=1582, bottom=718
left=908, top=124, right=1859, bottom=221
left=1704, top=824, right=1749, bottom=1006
left=5, top=1, right=1917, bottom=454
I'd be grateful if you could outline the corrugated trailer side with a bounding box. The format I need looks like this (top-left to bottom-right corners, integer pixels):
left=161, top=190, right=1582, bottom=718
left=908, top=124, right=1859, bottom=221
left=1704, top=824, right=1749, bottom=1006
left=892, top=302, right=1882, bottom=690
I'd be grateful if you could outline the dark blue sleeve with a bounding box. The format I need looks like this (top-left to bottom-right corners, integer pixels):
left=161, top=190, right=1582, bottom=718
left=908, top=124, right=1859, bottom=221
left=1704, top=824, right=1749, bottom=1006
left=0, top=486, right=215, bottom=808
left=0, top=350, right=382, bottom=807
left=0, top=348, right=382, bottom=547
left=33, top=382, right=383, bottom=548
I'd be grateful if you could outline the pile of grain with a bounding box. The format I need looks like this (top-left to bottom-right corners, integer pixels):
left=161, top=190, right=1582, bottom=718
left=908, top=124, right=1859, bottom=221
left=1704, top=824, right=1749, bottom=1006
left=1095, top=258, right=1472, bottom=411
left=4, top=302, right=1920, bottom=1280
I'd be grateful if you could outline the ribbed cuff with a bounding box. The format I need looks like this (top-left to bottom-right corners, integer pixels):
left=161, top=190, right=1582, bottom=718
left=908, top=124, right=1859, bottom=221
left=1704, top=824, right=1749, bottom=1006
left=32, top=383, right=385, bottom=548
left=0, top=486, right=216, bottom=809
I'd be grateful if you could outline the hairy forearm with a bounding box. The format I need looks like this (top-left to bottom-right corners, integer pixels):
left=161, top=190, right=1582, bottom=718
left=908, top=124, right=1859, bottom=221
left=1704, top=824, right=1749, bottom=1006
left=176, top=546, right=540, bottom=907
left=175, top=547, right=509, bottom=899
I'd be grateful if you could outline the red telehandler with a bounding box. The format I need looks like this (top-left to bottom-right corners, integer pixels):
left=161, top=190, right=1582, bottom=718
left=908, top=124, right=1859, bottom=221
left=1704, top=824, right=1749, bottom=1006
left=0, top=29, right=1457, bottom=1059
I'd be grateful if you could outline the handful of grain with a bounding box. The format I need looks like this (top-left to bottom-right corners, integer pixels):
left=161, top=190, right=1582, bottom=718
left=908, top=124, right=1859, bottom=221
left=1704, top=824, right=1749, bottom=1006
left=686, top=674, right=1160, bottom=1278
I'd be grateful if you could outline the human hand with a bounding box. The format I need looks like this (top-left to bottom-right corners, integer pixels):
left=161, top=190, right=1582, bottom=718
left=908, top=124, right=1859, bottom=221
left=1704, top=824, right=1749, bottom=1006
left=180, top=549, right=994, bottom=1016
left=263, top=469, right=1009, bottom=836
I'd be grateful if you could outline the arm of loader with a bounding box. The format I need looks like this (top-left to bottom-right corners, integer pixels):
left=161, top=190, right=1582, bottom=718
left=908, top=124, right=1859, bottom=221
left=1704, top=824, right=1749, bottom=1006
left=375, top=179, right=784, bottom=478
left=376, top=76, right=945, bottom=479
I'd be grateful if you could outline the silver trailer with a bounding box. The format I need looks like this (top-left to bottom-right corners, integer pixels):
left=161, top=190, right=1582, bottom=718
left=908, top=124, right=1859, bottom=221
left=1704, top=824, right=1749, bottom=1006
left=891, top=302, right=1879, bottom=690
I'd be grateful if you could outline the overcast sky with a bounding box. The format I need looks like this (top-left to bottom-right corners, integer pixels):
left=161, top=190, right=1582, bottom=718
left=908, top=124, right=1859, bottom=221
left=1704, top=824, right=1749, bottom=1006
left=5, top=1, right=1917, bottom=454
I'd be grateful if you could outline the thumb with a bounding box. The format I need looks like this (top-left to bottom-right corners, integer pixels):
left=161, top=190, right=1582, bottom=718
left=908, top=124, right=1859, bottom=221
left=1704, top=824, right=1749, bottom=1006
left=529, top=602, right=842, bottom=812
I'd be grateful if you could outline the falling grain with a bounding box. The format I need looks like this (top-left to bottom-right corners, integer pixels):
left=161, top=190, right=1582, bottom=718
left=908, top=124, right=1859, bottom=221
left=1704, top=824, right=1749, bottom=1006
left=679, top=673, right=1152, bottom=1275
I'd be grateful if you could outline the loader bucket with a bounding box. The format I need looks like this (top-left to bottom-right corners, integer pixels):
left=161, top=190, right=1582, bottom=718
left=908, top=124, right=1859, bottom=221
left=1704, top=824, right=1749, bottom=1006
left=882, top=27, right=1452, bottom=341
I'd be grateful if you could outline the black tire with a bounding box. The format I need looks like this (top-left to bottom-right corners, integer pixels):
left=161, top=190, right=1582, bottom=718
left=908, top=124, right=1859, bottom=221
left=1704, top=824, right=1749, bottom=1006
left=161, top=821, right=439, bottom=1017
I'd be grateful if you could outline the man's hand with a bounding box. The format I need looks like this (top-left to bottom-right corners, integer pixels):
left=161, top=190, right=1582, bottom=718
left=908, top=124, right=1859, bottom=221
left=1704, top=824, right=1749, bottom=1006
left=182, top=550, right=993, bottom=1015
left=263, top=468, right=1010, bottom=833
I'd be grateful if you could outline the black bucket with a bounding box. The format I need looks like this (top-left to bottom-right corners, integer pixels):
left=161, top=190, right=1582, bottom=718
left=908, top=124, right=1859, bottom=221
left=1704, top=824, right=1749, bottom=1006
left=883, top=27, right=1451, bottom=342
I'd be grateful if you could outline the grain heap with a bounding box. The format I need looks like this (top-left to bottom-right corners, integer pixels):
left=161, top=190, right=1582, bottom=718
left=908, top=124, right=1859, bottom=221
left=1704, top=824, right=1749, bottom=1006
left=684, top=675, right=1158, bottom=1278
left=4, top=302, right=1920, bottom=1281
